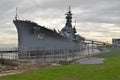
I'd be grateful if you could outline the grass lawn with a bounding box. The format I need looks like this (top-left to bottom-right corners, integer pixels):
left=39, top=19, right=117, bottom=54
left=1, top=48, right=120, bottom=80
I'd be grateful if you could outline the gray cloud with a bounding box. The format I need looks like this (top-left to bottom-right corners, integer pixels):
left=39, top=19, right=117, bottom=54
left=0, top=0, right=120, bottom=47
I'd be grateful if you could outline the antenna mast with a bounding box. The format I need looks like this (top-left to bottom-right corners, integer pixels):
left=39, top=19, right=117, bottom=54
left=68, top=0, right=71, bottom=11
left=15, top=8, right=18, bottom=20
left=69, top=6, right=71, bottom=12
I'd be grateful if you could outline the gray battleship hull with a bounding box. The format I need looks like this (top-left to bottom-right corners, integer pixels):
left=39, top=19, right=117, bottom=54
left=13, top=20, right=80, bottom=52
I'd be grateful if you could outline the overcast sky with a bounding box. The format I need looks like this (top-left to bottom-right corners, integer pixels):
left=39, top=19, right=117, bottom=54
left=0, top=0, right=120, bottom=47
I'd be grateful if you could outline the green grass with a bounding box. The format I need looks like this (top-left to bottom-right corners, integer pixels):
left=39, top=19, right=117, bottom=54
left=95, top=48, right=120, bottom=58
left=1, top=48, right=120, bottom=80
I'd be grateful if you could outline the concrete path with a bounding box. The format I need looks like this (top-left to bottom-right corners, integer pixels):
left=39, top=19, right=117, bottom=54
left=75, top=57, right=104, bottom=64
left=73, top=49, right=106, bottom=64
left=70, top=49, right=104, bottom=64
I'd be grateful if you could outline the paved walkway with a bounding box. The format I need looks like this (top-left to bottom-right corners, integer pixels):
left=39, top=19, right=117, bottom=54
left=67, top=48, right=101, bottom=61
left=75, top=57, right=104, bottom=64
left=0, top=70, right=24, bottom=77
left=72, top=49, right=108, bottom=64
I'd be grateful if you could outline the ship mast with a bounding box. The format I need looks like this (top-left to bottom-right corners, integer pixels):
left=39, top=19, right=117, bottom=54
left=65, top=6, right=72, bottom=29
left=15, top=8, right=18, bottom=20
left=69, top=6, right=71, bottom=13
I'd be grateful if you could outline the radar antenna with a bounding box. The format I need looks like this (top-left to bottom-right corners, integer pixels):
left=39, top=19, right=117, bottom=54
left=15, top=8, right=18, bottom=20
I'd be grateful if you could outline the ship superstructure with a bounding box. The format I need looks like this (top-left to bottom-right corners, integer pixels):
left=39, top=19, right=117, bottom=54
left=60, top=7, right=81, bottom=41
left=13, top=7, right=85, bottom=53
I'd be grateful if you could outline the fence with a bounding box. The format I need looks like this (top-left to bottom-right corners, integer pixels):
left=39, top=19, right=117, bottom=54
left=0, top=48, right=18, bottom=60
left=0, top=45, right=102, bottom=63
left=0, top=48, right=86, bottom=63
left=18, top=49, right=83, bottom=63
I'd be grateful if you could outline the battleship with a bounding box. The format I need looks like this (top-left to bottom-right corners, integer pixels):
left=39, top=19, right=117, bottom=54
left=13, top=7, right=85, bottom=53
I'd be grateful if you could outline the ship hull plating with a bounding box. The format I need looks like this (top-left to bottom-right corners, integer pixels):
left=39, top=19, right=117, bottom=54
left=13, top=20, right=80, bottom=52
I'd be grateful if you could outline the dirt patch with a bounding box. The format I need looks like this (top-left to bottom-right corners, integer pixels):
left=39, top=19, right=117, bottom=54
left=0, top=60, right=52, bottom=77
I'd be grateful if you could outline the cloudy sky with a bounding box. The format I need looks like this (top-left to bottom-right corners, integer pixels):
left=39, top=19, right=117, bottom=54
left=0, top=0, right=120, bottom=47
